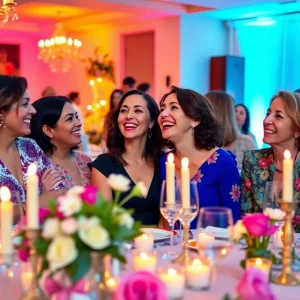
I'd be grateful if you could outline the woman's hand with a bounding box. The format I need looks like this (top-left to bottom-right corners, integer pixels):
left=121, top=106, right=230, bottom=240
left=41, top=169, right=62, bottom=192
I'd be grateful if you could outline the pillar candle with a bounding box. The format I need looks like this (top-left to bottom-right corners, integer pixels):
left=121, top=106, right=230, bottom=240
left=27, top=163, right=39, bottom=229
left=0, top=186, right=13, bottom=256
left=181, top=157, right=190, bottom=208
left=166, top=153, right=175, bottom=205
left=134, top=232, right=154, bottom=252
left=283, top=150, right=293, bottom=202
left=133, top=252, right=157, bottom=273
left=186, top=259, right=211, bottom=290
left=159, top=268, right=185, bottom=298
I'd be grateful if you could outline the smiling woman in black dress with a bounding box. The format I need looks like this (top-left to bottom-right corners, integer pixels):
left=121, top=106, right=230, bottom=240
left=89, top=90, right=163, bottom=226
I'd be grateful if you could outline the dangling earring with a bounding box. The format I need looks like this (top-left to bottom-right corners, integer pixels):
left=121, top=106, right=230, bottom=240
left=148, top=128, right=152, bottom=139
left=0, top=117, right=6, bottom=129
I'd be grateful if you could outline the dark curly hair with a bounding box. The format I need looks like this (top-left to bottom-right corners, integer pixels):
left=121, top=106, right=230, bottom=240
left=28, top=96, right=71, bottom=154
left=235, top=103, right=250, bottom=135
left=107, top=90, right=163, bottom=166
left=160, top=86, right=223, bottom=150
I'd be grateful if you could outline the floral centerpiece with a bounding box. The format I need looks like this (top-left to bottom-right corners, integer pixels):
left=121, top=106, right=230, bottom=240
left=233, top=209, right=285, bottom=268
left=17, top=174, right=145, bottom=286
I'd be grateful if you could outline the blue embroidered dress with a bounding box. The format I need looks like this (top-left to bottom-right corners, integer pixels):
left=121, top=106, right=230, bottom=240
left=160, top=149, right=241, bottom=228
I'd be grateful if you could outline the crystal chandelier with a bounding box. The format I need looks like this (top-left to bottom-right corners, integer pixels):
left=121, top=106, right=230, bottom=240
left=38, top=22, right=82, bottom=72
left=0, top=0, right=18, bottom=24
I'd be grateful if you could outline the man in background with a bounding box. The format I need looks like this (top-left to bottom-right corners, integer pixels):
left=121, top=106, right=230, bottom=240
left=122, top=76, right=136, bottom=93
left=42, top=86, right=56, bottom=97
left=137, top=82, right=151, bottom=94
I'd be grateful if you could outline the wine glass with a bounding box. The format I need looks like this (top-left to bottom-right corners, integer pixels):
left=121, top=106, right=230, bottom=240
left=196, top=207, right=234, bottom=261
left=160, top=180, right=181, bottom=260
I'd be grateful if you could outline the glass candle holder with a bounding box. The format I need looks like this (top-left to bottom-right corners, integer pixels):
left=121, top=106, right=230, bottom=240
left=158, top=265, right=185, bottom=300
left=132, top=250, right=157, bottom=273
left=134, top=232, right=154, bottom=252
left=246, top=257, right=272, bottom=280
left=185, top=258, right=212, bottom=291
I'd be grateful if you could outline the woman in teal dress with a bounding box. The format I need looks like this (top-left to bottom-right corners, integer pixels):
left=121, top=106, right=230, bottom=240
left=241, top=91, right=300, bottom=232
left=158, top=86, right=241, bottom=228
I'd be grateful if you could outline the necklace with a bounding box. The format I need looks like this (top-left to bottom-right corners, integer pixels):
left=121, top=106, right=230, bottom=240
left=274, top=149, right=299, bottom=173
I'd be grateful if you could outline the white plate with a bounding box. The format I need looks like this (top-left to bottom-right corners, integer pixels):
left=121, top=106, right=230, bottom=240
left=141, top=228, right=171, bottom=242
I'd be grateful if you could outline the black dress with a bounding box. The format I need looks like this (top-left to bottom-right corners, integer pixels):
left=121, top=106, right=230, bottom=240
left=89, top=154, right=161, bottom=226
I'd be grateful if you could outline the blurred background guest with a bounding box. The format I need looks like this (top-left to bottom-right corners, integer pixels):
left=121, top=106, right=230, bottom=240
left=206, top=91, right=257, bottom=171
left=241, top=91, right=300, bottom=232
left=0, top=75, right=63, bottom=206
left=122, top=76, right=136, bottom=93
left=29, top=96, right=91, bottom=188
left=137, top=82, right=151, bottom=94
left=41, top=86, right=56, bottom=97
left=0, top=48, right=15, bottom=75
left=159, top=87, right=241, bottom=227
left=235, top=103, right=257, bottom=147
left=90, top=90, right=162, bottom=226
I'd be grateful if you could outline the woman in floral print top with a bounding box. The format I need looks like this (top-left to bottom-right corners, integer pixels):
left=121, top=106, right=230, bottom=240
left=29, top=96, right=91, bottom=188
left=241, top=91, right=300, bottom=232
left=158, top=87, right=241, bottom=228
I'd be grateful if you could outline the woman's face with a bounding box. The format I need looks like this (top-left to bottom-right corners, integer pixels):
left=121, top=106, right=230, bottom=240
left=2, top=90, right=36, bottom=137
left=235, top=105, right=246, bottom=127
left=263, top=97, right=299, bottom=146
left=112, top=91, right=122, bottom=108
left=117, top=94, right=153, bottom=140
left=50, top=102, right=82, bottom=149
left=158, top=93, right=194, bottom=144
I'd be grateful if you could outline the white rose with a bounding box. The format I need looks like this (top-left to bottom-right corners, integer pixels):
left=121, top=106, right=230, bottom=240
left=42, top=218, right=60, bottom=239
left=58, top=194, right=82, bottom=217
left=107, top=174, right=131, bottom=192
left=118, top=213, right=134, bottom=229
left=47, top=236, right=78, bottom=272
left=264, top=208, right=286, bottom=221
left=134, top=182, right=148, bottom=198
left=78, top=216, right=110, bottom=250
left=61, top=218, right=78, bottom=235
left=67, top=186, right=85, bottom=197
left=233, top=220, right=247, bottom=241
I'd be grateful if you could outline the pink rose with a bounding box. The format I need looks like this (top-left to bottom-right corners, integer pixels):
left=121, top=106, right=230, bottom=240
left=236, top=268, right=275, bottom=300
left=114, top=271, right=167, bottom=300
left=244, top=179, right=252, bottom=191
left=294, top=178, right=300, bottom=191
left=80, top=186, right=98, bottom=205
left=61, top=218, right=78, bottom=235
left=18, top=239, right=30, bottom=262
left=258, top=158, right=271, bottom=169
left=242, top=213, right=278, bottom=237
left=292, top=215, right=300, bottom=226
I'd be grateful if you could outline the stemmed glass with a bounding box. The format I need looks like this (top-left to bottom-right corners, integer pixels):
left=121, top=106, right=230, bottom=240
left=173, top=181, right=199, bottom=264
left=197, top=207, right=234, bottom=261
left=160, top=180, right=181, bottom=260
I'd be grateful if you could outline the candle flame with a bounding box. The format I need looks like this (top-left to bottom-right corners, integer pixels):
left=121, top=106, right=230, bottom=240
left=284, top=150, right=291, bottom=159
left=256, top=258, right=263, bottom=266
left=168, top=268, right=177, bottom=276
left=27, top=163, right=37, bottom=176
left=167, top=153, right=174, bottom=163
left=0, top=186, right=11, bottom=202
left=193, top=259, right=201, bottom=266
left=106, top=277, right=116, bottom=287
left=181, top=157, right=189, bottom=169
left=140, top=252, right=148, bottom=260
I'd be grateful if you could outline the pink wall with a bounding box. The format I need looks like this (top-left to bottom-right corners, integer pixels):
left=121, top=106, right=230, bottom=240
left=0, top=16, right=180, bottom=111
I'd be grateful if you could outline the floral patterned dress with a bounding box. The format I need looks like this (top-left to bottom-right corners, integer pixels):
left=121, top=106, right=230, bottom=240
left=49, top=151, right=91, bottom=188
left=241, top=148, right=300, bottom=232
left=0, top=137, right=62, bottom=203
left=160, top=149, right=241, bottom=228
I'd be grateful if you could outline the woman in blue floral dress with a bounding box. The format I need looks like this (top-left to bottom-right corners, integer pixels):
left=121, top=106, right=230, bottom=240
left=241, top=91, right=300, bottom=232
left=158, top=87, right=241, bottom=228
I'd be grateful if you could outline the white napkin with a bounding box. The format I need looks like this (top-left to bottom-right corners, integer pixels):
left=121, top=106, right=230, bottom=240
left=204, top=226, right=228, bottom=238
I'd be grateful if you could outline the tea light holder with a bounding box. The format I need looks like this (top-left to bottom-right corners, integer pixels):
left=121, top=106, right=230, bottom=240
left=134, top=232, right=154, bottom=252
left=105, top=276, right=119, bottom=293
left=158, top=265, right=185, bottom=300
left=133, top=250, right=157, bottom=273
left=185, top=258, right=212, bottom=290
left=246, top=258, right=272, bottom=280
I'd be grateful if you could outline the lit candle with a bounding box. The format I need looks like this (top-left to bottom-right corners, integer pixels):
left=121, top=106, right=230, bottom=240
left=186, top=259, right=211, bottom=290
left=246, top=258, right=272, bottom=280
left=166, top=153, right=175, bottom=205
left=283, top=150, right=293, bottom=202
left=0, top=186, right=13, bottom=259
left=181, top=157, right=190, bottom=208
left=105, top=277, right=119, bottom=293
left=159, top=268, right=185, bottom=299
left=21, top=271, right=33, bottom=292
left=197, top=232, right=215, bottom=247
left=133, top=251, right=157, bottom=273
left=134, top=232, right=154, bottom=252
left=27, top=163, right=39, bottom=229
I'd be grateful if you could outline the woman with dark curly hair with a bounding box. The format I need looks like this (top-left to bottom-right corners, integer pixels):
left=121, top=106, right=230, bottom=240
left=158, top=86, right=241, bottom=226
left=90, top=90, right=163, bottom=226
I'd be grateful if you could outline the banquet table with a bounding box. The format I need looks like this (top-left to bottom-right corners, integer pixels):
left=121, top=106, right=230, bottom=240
left=2, top=234, right=300, bottom=300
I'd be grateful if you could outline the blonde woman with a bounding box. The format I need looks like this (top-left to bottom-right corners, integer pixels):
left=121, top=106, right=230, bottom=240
left=206, top=91, right=257, bottom=171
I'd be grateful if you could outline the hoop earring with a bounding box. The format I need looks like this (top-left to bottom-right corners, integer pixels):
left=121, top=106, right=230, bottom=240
left=148, top=129, right=152, bottom=139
